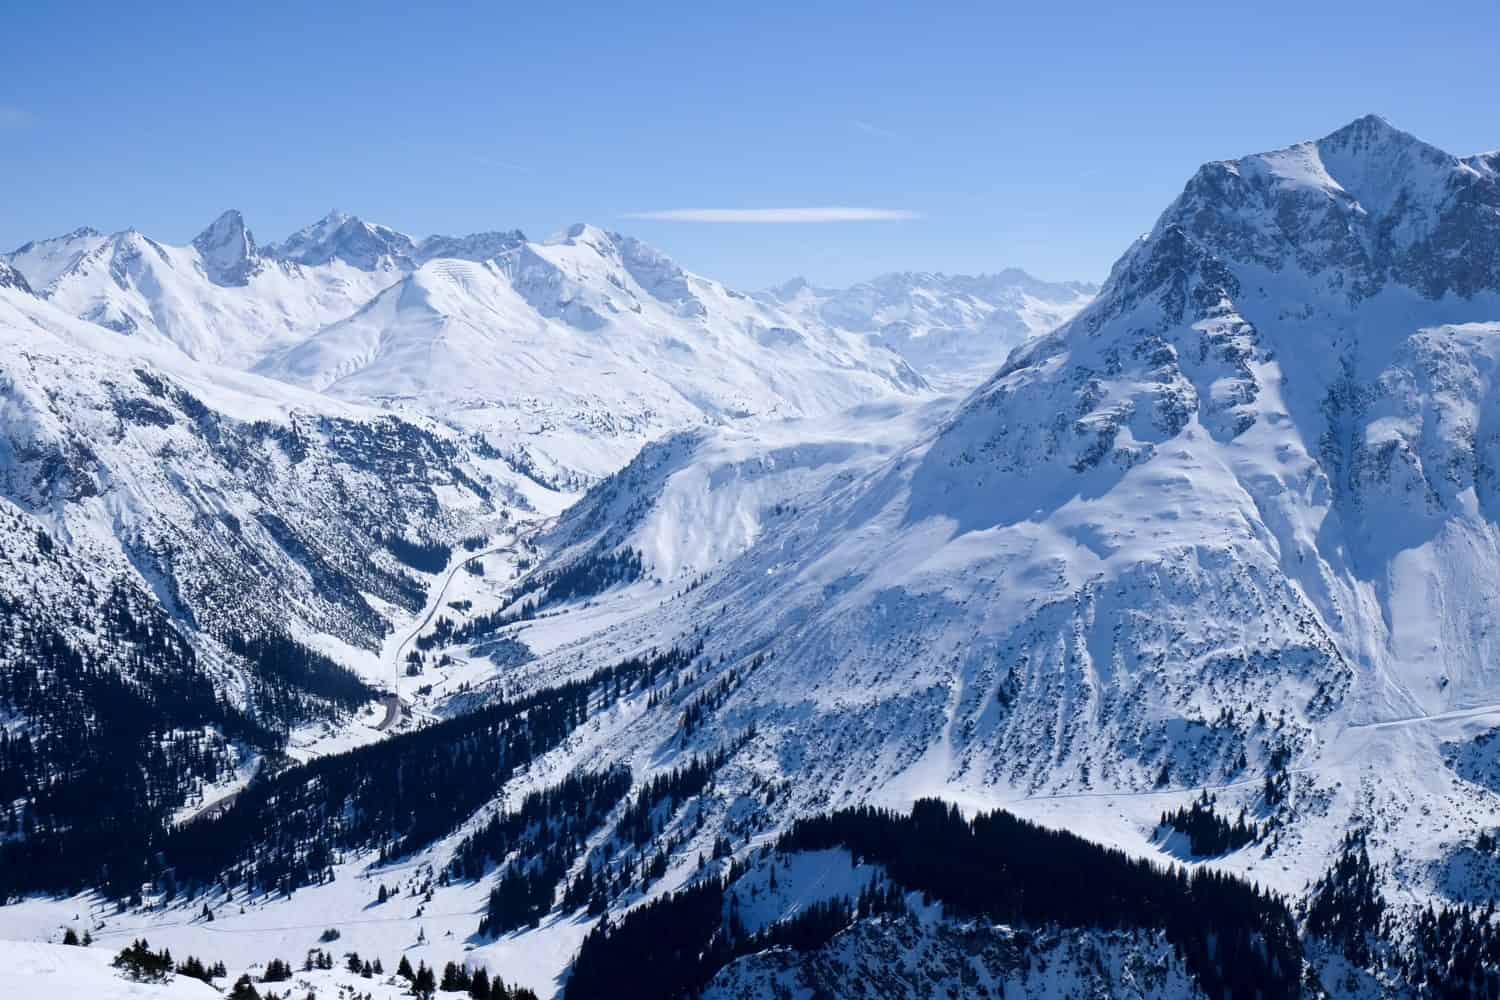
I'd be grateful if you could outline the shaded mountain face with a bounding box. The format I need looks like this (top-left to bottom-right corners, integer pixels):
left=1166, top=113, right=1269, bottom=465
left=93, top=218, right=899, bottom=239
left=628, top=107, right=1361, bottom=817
left=0, top=286, right=514, bottom=670
left=1153, top=114, right=1500, bottom=303
left=763, top=268, right=1097, bottom=378
left=0, top=260, right=31, bottom=294
left=192, top=209, right=261, bottom=286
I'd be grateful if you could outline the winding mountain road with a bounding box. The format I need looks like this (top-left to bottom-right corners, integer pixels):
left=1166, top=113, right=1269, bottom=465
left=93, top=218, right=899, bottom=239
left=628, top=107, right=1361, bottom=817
left=386, top=537, right=513, bottom=690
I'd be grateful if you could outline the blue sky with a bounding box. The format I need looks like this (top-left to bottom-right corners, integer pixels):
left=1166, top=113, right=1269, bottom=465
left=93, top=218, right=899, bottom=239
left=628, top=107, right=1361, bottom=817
left=3, top=1, right=1498, bottom=288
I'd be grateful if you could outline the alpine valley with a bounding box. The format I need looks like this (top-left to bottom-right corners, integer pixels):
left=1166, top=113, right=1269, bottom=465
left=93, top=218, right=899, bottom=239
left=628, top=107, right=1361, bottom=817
left=6, top=116, right=1500, bottom=999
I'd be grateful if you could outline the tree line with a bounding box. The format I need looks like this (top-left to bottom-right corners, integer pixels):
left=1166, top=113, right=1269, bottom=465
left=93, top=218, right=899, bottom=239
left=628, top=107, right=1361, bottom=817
left=158, top=644, right=703, bottom=898
left=567, top=798, right=1308, bottom=1000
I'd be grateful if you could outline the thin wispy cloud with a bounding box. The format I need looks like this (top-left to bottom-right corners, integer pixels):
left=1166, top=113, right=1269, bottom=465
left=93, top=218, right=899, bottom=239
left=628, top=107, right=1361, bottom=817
left=475, top=157, right=533, bottom=174
left=623, top=207, right=920, bottom=224
left=851, top=120, right=902, bottom=140
left=0, top=107, right=31, bottom=128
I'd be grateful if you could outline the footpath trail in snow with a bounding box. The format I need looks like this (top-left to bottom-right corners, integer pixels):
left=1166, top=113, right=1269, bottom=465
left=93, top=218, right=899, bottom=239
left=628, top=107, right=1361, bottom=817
left=998, top=701, right=1500, bottom=807
left=1345, top=701, right=1500, bottom=732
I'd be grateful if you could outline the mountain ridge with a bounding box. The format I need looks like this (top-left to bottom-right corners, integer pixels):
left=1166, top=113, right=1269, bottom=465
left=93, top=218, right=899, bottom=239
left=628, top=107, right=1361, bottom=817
left=476, top=116, right=1500, bottom=926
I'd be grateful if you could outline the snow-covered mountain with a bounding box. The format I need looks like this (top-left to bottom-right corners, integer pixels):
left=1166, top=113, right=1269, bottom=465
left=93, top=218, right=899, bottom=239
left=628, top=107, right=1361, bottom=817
left=268, top=209, right=530, bottom=272
left=762, top=268, right=1097, bottom=379
left=2, top=217, right=398, bottom=367
left=11, top=115, right=1500, bottom=997
left=257, top=224, right=925, bottom=485
left=482, top=115, right=1500, bottom=923
left=7, top=214, right=929, bottom=486
left=0, top=271, right=552, bottom=930
left=0, top=282, right=519, bottom=657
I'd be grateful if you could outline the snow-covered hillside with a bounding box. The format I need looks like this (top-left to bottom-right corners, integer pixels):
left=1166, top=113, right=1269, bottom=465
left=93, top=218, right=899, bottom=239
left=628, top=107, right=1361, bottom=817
left=9, top=940, right=219, bottom=1000
left=762, top=268, right=1096, bottom=381
left=0, top=282, right=515, bottom=655
left=0, top=275, right=536, bottom=892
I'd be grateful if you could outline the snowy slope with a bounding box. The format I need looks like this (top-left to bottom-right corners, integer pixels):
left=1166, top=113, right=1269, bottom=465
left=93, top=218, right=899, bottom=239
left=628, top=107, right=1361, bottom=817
left=763, top=269, right=1096, bottom=381
left=8, top=940, right=220, bottom=1000
left=470, top=116, right=1500, bottom=916
left=0, top=280, right=527, bottom=678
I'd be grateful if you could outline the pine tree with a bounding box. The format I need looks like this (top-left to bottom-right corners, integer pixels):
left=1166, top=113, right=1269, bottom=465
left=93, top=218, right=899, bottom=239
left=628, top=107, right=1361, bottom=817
left=414, top=961, right=437, bottom=998
left=441, top=961, right=465, bottom=991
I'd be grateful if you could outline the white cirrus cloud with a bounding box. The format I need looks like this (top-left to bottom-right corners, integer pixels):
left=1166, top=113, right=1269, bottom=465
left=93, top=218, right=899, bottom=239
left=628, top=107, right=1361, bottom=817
left=623, top=207, right=920, bottom=224
left=851, top=120, right=902, bottom=140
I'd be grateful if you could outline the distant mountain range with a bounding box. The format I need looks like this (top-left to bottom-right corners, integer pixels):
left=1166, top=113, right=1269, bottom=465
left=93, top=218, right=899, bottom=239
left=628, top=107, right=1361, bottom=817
left=7, top=213, right=1088, bottom=485
left=762, top=268, right=1097, bottom=378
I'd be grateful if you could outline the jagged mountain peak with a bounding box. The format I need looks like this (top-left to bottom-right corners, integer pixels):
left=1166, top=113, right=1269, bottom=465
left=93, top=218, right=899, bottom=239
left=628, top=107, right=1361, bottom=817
left=415, top=229, right=528, bottom=264
left=270, top=211, right=539, bottom=271
left=522, top=223, right=703, bottom=317
left=1318, top=111, right=1414, bottom=146
left=194, top=207, right=251, bottom=240
left=1124, top=115, right=1500, bottom=305
left=772, top=275, right=811, bottom=298
left=8, top=225, right=101, bottom=255
left=269, top=210, right=418, bottom=271
left=554, top=221, right=619, bottom=247
left=545, top=221, right=675, bottom=264
left=191, top=209, right=260, bottom=287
